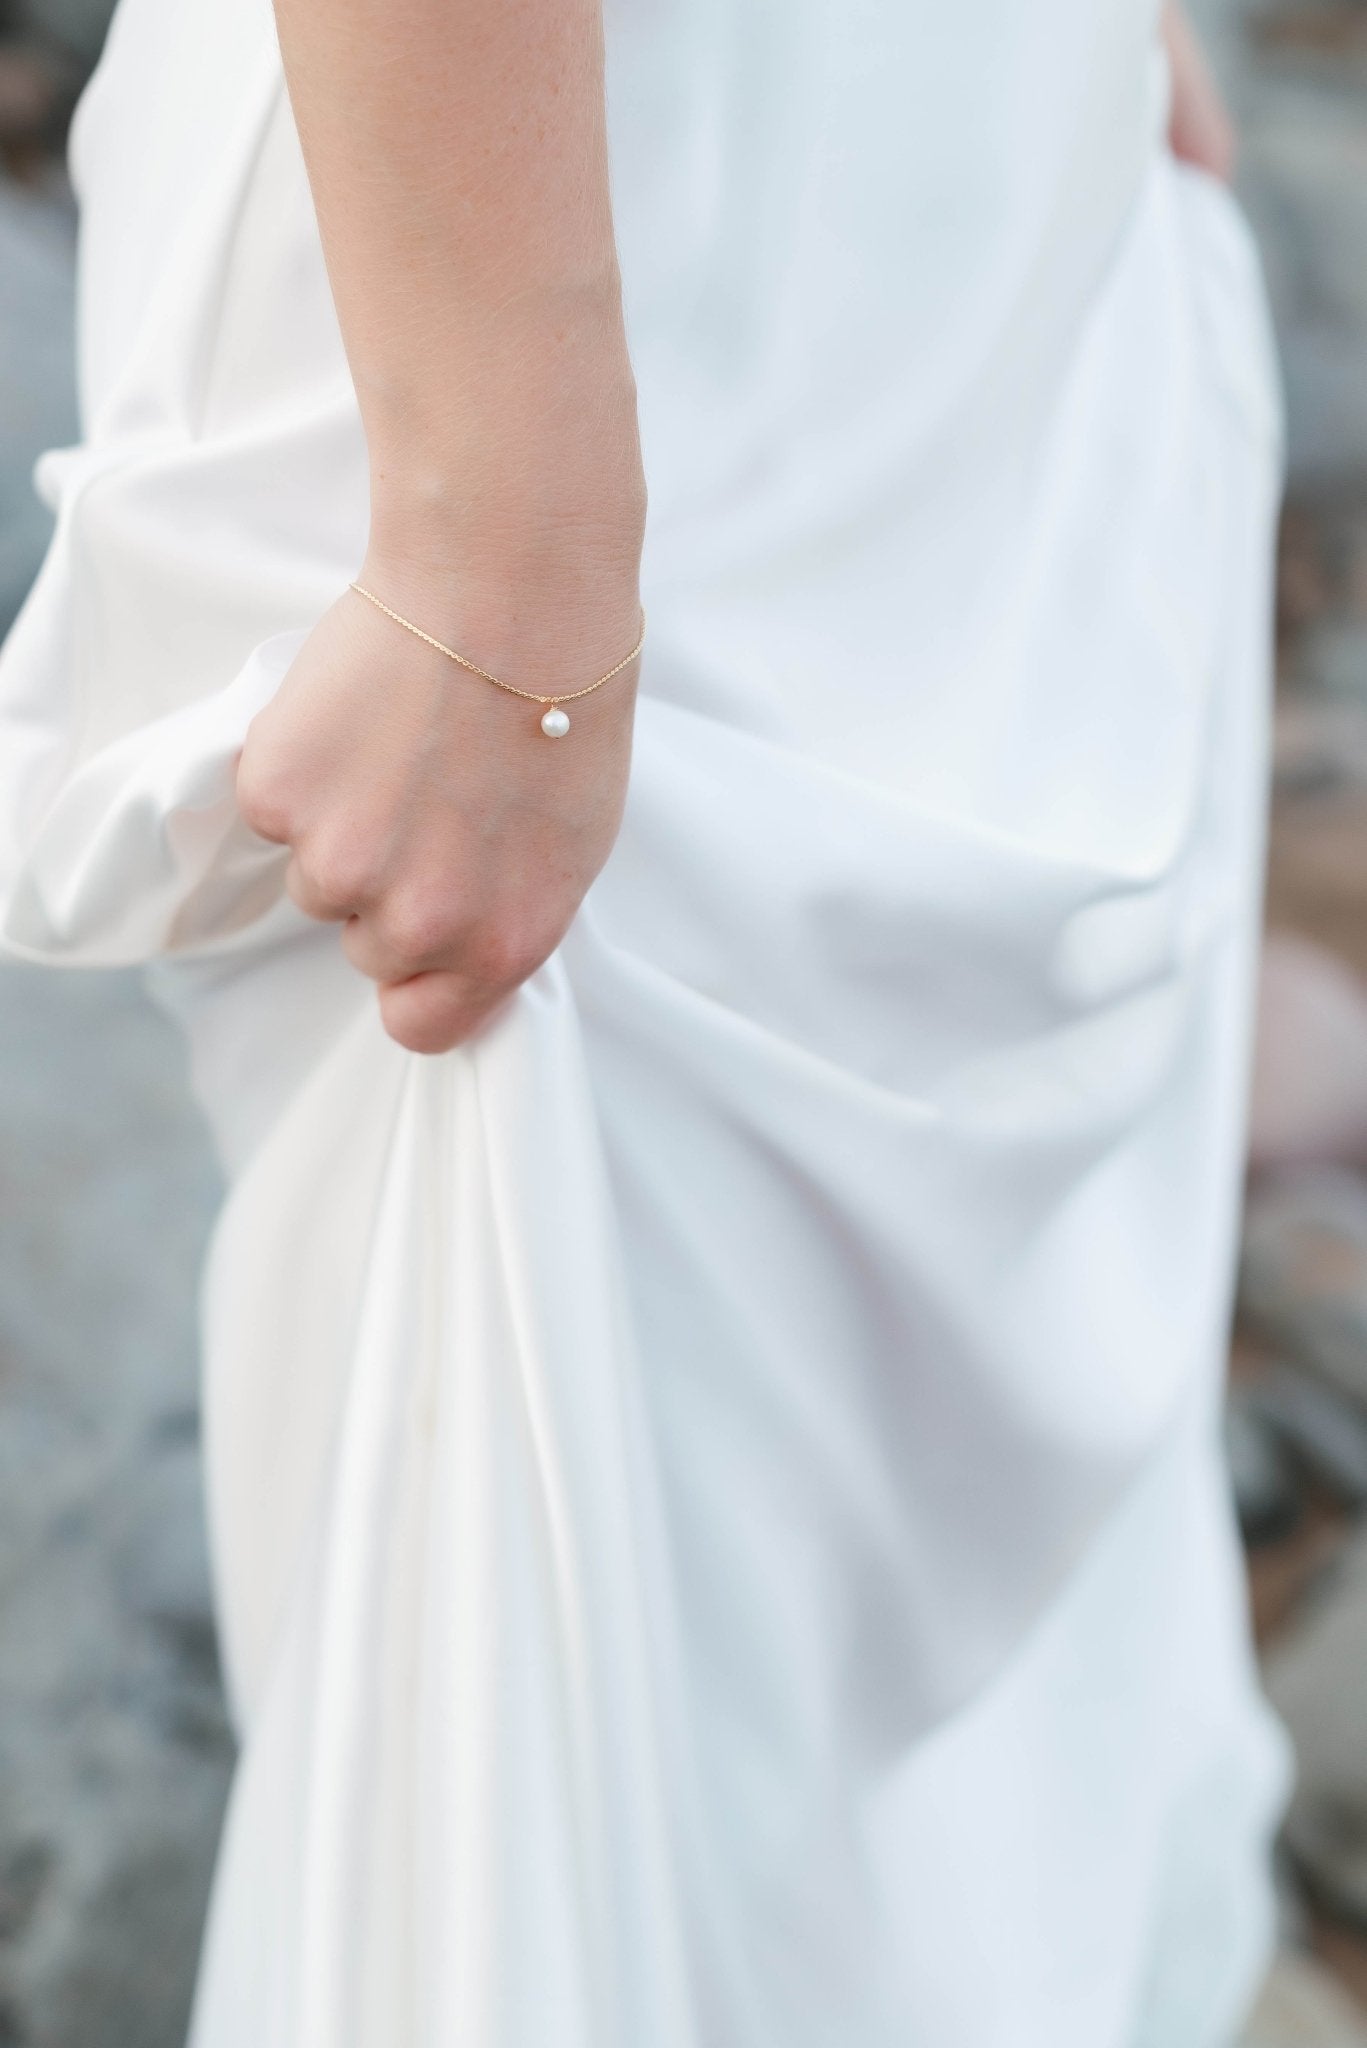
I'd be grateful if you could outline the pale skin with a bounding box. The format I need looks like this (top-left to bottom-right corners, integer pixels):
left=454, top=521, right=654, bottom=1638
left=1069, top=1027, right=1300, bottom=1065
left=1163, top=3, right=1237, bottom=182
left=237, top=1, right=1233, bottom=1058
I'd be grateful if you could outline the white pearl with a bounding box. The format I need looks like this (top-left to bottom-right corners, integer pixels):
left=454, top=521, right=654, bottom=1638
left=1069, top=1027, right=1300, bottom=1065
left=540, top=707, right=570, bottom=738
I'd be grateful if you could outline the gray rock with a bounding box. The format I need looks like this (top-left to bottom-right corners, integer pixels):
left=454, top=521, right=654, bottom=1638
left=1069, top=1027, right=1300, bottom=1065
left=1242, top=1169, right=1367, bottom=1422
left=0, top=961, right=231, bottom=2048
left=0, top=46, right=65, bottom=148
left=1263, top=1528, right=1367, bottom=1927
left=1296, top=622, right=1367, bottom=709
left=11, top=0, right=116, bottom=70
left=1254, top=1367, right=1367, bottom=1510
left=1227, top=1383, right=1307, bottom=1540
left=1273, top=698, right=1367, bottom=801
left=0, top=171, right=74, bottom=638
left=1273, top=1849, right=1313, bottom=1953
left=1190, top=0, right=1367, bottom=487
left=1242, top=95, right=1367, bottom=486
left=113, top=1439, right=215, bottom=1637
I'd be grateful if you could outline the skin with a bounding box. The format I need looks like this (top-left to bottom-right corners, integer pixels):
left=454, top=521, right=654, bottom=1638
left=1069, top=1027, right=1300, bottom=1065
left=1164, top=2, right=1237, bottom=182
left=238, top=2, right=1231, bottom=1057
left=237, top=0, right=645, bottom=1054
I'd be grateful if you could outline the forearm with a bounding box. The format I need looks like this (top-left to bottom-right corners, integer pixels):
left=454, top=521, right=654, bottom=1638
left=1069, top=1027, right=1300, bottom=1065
left=273, top=0, right=643, bottom=593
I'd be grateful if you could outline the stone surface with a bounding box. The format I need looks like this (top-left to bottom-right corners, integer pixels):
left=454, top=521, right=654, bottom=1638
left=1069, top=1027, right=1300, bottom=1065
left=1192, top=0, right=1367, bottom=487
left=1264, top=1529, right=1367, bottom=1928
left=0, top=172, right=72, bottom=637
left=0, top=46, right=63, bottom=149
left=1242, top=1168, right=1367, bottom=1420
left=1255, top=1365, right=1367, bottom=1509
left=0, top=961, right=230, bottom=2047
left=1251, top=934, right=1367, bottom=1171
left=1, top=151, right=237, bottom=2048
left=1229, top=1381, right=1310, bottom=1541
left=10, top=0, right=115, bottom=71
left=1239, top=1949, right=1367, bottom=2047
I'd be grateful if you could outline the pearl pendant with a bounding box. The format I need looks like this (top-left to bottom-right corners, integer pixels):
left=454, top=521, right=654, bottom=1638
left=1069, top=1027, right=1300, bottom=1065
left=540, top=706, right=570, bottom=738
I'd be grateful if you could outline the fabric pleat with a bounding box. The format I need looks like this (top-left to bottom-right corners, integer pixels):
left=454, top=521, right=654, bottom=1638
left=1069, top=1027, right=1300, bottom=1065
left=0, top=0, right=1291, bottom=2038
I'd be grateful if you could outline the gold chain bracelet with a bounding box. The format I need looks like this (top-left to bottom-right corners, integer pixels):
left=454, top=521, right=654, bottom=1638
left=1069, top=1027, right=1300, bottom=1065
left=349, top=581, right=645, bottom=739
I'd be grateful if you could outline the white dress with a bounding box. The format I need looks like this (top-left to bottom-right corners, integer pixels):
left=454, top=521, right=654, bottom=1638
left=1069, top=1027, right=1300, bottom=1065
left=0, top=0, right=1290, bottom=2041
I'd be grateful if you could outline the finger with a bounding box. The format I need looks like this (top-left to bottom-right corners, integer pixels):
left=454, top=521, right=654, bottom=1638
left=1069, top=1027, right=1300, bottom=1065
left=377, top=970, right=513, bottom=1055
left=341, top=892, right=473, bottom=983
left=234, top=746, right=292, bottom=847
left=285, top=851, right=364, bottom=924
left=341, top=915, right=390, bottom=983
left=341, top=913, right=436, bottom=985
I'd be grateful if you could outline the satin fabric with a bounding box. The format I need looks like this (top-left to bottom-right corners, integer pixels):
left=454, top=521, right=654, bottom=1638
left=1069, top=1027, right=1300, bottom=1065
left=0, top=0, right=1290, bottom=2040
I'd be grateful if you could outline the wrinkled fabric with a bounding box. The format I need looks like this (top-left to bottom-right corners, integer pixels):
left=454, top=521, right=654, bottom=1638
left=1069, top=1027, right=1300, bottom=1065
left=0, top=0, right=1290, bottom=2040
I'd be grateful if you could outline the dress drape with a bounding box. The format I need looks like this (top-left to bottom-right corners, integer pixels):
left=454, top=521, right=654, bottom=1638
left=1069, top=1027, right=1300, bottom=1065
left=0, top=0, right=1289, bottom=2040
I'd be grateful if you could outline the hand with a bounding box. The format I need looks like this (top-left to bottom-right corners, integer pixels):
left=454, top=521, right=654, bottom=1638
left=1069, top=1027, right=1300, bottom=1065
left=236, top=549, right=641, bottom=1055
left=1163, top=4, right=1236, bottom=183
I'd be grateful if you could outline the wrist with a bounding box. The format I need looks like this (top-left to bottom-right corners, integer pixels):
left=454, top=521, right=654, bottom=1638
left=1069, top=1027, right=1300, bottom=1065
left=366, top=464, right=645, bottom=587
left=357, top=281, right=646, bottom=695
left=356, top=505, right=644, bottom=708
left=362, top=477, right=644, bottom=624
left=365, top=400, right=645, bottom=589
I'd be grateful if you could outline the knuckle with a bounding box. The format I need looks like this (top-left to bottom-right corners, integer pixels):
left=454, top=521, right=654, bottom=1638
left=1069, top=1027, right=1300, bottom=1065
left=380, top=890, right=460, bottom=968
left=235, top=752, right=292, bottom=844
left=301, top=838, right=374, bottom=913
left=339, top=914, right=379, bottom=976
left=378, top=981, right=466, bottom=1056
left=470, top=919, right=555, bottom=992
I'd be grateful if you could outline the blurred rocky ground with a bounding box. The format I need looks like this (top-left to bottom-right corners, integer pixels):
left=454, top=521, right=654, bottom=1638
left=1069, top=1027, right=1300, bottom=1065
left=1, top=0, right=1367, bottom=2044
left=1194, top=1, right=1367, bottom=2040
left=0, top=969, right=227, bottom=2048
left=0, top=10, right=232, bottom=2048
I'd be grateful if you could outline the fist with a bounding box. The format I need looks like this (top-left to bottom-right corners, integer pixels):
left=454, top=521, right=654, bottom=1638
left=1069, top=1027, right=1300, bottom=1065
left=236, top=580, right=639, bottom=1053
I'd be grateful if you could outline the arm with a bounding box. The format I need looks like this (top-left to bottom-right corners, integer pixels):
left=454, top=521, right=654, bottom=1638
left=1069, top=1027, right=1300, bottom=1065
left=1163, top=4, right=1236, bottom=183
left=237, top=0, right=646, bottom=1054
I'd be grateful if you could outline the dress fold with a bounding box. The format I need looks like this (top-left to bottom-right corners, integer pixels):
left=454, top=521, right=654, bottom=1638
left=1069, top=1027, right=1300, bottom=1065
left=0, top=1, right=1289, bottom=2038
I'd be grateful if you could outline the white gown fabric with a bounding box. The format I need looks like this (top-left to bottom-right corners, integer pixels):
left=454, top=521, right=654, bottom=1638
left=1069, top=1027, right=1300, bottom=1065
left=0, top=0, right=1292, bottom=2040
